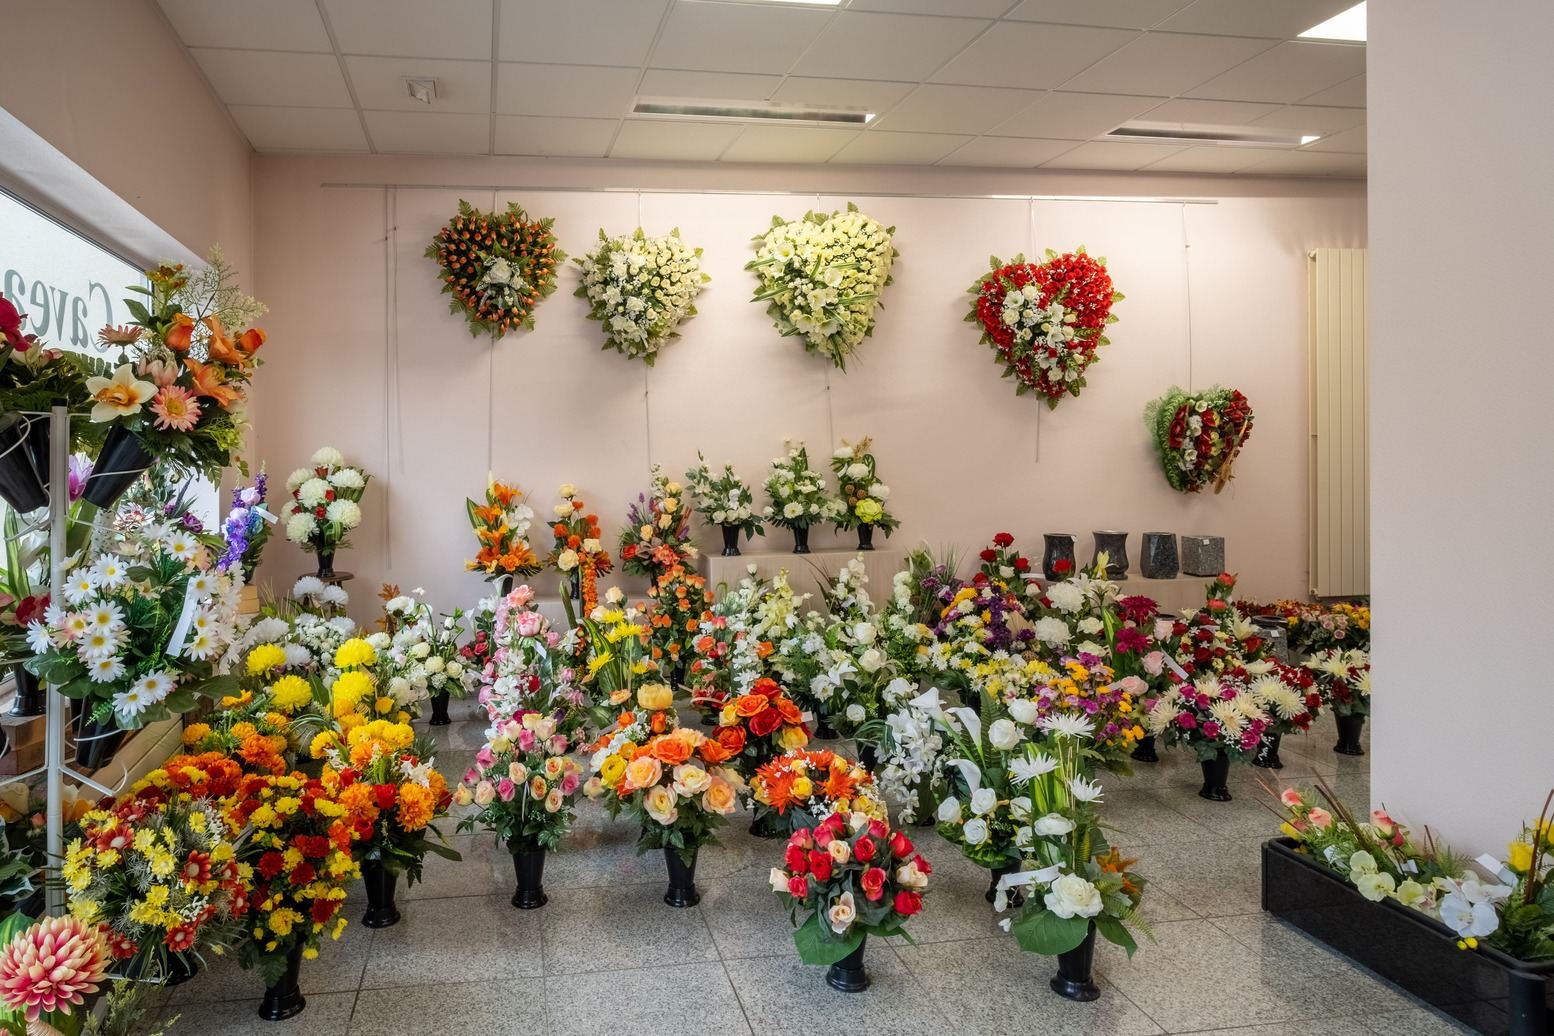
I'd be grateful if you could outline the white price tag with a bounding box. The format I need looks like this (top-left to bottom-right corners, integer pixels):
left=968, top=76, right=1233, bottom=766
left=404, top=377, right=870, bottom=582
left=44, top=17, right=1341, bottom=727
left=1164, top=654, right=1191, bottom=681
left=253, top=505, right=279, bottom=525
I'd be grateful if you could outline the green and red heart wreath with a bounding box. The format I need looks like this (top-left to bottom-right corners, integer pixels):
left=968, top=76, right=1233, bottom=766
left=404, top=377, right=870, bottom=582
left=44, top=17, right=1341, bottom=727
left=1143, top=386, right=1255, bottom=493
left=426, top=200, right=564, bottom=339
left=966, top=248, right=1122, bottom=408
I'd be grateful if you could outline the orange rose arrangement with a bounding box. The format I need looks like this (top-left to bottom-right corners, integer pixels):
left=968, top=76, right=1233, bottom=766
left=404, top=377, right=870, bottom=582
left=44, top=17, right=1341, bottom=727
left=713, top=677, right=810, bottom=773
left=751, top=749, right=887, bottom=835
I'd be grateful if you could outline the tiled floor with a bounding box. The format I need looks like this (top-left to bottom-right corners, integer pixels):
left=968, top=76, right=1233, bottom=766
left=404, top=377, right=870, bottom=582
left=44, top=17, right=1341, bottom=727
left=150, top=711, right=1473, bottom=1035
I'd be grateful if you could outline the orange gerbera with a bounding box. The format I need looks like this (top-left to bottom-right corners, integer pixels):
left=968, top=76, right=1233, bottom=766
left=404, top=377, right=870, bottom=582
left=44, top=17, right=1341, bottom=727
left=821, top=762, right=860, bottom=802
left=733, top=693, right=770, bottom=718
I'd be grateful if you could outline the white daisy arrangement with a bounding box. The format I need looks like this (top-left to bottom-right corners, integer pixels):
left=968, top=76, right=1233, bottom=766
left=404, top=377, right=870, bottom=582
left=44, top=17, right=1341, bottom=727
left=747, top=202, right=897, bottom=370
left=24, top=524, right=243, bottom=729
left=761, top=442, right=843, bottom=530
left=574, top=227, right=709, bottom=365
left=282, top=446, right=370, bottom=554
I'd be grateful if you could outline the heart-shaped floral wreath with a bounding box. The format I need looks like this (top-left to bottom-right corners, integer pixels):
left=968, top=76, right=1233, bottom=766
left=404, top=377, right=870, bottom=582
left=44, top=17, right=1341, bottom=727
left=426, top=200, right=564, bottom=339
left=1143, top=385, right=1255, bottom=493
left=747, top=202, right=897, bottom=371
left=966, top=248, right=1122, bottom=408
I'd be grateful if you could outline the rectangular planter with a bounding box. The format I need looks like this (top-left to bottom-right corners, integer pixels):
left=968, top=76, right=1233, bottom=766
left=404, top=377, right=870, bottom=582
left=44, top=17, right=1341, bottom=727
left=1263, top=838, right=1553, bottom=1034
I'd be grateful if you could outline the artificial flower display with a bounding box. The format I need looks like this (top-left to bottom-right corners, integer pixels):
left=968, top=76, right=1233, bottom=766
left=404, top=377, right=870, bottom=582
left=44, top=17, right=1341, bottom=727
left=574, top=227, right=709, bottom=364
left=967, top=249, right=1122, bottom=408
left=426, top=199, right=564, bottom=339
left=233, top=578, right=357, bottom=683
left=930, top=691, right=1040, bottom=879
left=1167, top=573, right=1275, bottom=680
left=684, top=455, right=764, bottom=549
left=573, top=593, right=653, bottom=724
left=644, top=562, right=714, bottom=684
left=180, top=684, right=296, bottom=775
left=379, top=588, right=475, bottom=714
left=762, top=443, right=842, bottom=548
left=1306, top=647, right=1371, bottom=718
left=685, top=571, right=774, bottom=717
left=1143, top=668, right=1273, bottom=785
left=310, top=637, right=421, bottom=749
left=282, top=447, right=369, bottom=558
left=0, top=914, right=110, bottom=1031
left=711, top=677, right=810, bottom=774
left=830, top=437, right=898, bottom=541
left=457, top=710, right=584, bottom=850
left=548, top=484, right=611, bottom=612
left=466, top=479, right=541, bottom=583
left=1239, top=598, right=1371, bottom=655
left=618, top=467, right=696, bottom=579
left=769, top=809, right=930, bottom=967
left=25, top=523, right=242, bottom=732
left=749, top=749, right=885, bottom=832
left=476, top=584, right=586, bottom=734
left=747, top=202, right=897, bottom=370
left=217, top=471, right=274, bottom=579
left=0, top=297, right=101, bottom=487
left=1143, top=385, right=1255, bottom=493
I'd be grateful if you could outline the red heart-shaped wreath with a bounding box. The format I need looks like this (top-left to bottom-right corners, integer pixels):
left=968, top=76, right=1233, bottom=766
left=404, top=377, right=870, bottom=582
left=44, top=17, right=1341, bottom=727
left=966, top=249, right=1122, bottom=408
left=425, top=200, right=564, bottom=339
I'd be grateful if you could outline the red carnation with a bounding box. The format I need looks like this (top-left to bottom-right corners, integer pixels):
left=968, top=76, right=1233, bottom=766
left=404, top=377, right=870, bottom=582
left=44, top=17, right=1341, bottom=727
left=256, top=851, right=286, bottom=879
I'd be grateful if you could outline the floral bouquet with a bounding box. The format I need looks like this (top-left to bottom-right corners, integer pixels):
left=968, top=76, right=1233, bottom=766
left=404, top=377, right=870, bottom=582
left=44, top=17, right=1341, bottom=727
left=426, top=200, right=563, bottom=339
left=231, top=578, right=356, bottom=684
left=711, top=677, right=810, bottom=774
left=312, top=637, right=421, bottom=751
left=829, top=438, right=897, bottom=541
left=967, top=249, right=1122, bottom=408
left=1306, top=648, right=1370, bottom=717
left=282, top=447, right=368, bottom=558
left=25, top=523, right=242, bottom=733
left=62, top=772, right=250, bottom=978
left=574, top=227, right=709, bottom=365
left=773, top=559, right=896, bottom=737
left=930, top=692, right=1040, bottom=882
left=685, top=454, right=764, bottom=551
left=975, top=532, right=1042, bottom=612
left=465, top=479, right=541, bottom=583
left=769, top=810, right=929, bottom=972
left=875, top=552, right=942, bottom=685
left=180, top=675, right=298, bottom=774
left=750, top=748, right=885, bottom=834
left=1247, top=661, right=1322, bottom=741
left=0, top=914, right=111, bottom=1034
left=862, top=684, right=949, bottom=826
left=762, top=443, right=842, bottom=552
left=618, top=467, right=696, bottom=579
left=1019, top=656, right=1147, bottom=768
left=645, top=563, right=715, bottom=685
left=1144, top=669, right=1272, bottom=761
left=217, top=471, right=275, bottom=580
left=685, top=572, right=773, bottom=717
left=1168, top=573, right=1275, bottom=680
left=457, top=710, right=583, bottom=849
left=1144, top=385, right=1255, bottom=494
left=922, top=579, right=1034, bottom=698
left=747, top=202, right=897, bottom=370
left=573, top=595, right=653, bottom=725
left=478, top=584, right=587, bottom=735
left=380, top=589, right=474, bottom=718
left=547, top=484, right=611, bottom=612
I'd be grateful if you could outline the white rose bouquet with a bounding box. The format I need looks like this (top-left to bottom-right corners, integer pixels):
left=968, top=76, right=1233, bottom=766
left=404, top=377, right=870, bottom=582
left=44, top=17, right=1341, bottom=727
left=575, top=227, right=709, bottom=365
left=282, top=446, right=369, bottom=556
left=762, top=443, right=842, bottom=547
left=747, top=202, right=897, bottom=370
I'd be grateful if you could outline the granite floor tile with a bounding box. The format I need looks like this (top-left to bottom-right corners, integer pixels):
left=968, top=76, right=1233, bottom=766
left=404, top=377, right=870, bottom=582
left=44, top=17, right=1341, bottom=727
left=545, top=962, right=753, bottom=1035
left=1208, top=914, right=1419, bottom=1016
left=896, top=936, right=1164, bottom=1036
left=359, top=893, right=542, bottom=988
left=1104, top=789, right=1221, bottom=847
left=1365, top=1006, right=1475, bottom=1034
left=154, top=991, right=356, bottom=1035
left=540, top=883, right=720, bottom=975
left=699, top=861, right=807, bottom=961
left=724, top=950, right=953, bottom=1036
left=400, top=831, right=509, bottom=901
left=1181, top=1019, right=1373, bottom=1035
left=1131, top=835, right=1268, bottom=918
left=167, top=913, right=372, bottom=1005
left=345, top=980, right=546, bottom=1035
left=1166, top=787, right=1291, bottom=840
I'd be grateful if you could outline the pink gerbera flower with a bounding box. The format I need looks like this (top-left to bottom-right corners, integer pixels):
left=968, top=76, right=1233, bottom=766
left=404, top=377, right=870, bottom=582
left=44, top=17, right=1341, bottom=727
left=0, top=915, right=110, bottom=1021
left=149, top=384, right=202, bottom=432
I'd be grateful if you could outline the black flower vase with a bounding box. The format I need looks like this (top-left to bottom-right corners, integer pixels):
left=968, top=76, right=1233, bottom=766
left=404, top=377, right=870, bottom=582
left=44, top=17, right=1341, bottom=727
left=1131, top=734, right=1159, bottom=763
left=856, top=523, right=875, bottom=551
left=314, top=548, right=336, bottom=580
left=508, top=842, right=547, bottom=909
left=1334, top=713, right=1366, bottom=756
left=1198, top=750, right=1232, bottom=802
left=826, top=936, right=869, bottom=993
left=1253, top=731, right=1284, bottom=769
left=81, top=424, right=153, bottom=508
left=500, top=575, right=515, bottom=596
left=1041, top=533, right=1077, bottom=581
left=257, top=943, right=306, bottom=1021
left=74, top=714, right=126, bottom=769
left=568, top=571, right=581, bottom=604
left=720, top=524, right=742, bottom=557
left=1050, top=923, right=1101, bottom=1002
left=1090, top=531, right=1129, bottom=577
left=663, top=846, right=700, bottom=907
left=361, top=861, right=400, bottom=928
left=428, top=690, right=451, bottom=726
left=0, top=413, right=49, bottom=513
left=791, top=524, right=811, bottom=555
left=911, top=781, right=937, bottom=828
left=986, top=864, right=1024, bottom=906
left=9, top=665, right=45, bottom=718
left=814, top=713, right=839, bottom=740
left=749, top=808, right=786, bottom=840
left=857, top=742, right=879, bottom=773
left=162, top=953, right=197, bottom=987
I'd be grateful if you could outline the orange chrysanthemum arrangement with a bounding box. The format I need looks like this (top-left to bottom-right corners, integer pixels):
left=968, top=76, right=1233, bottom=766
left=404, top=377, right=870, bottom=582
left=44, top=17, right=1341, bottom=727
left=549, top=484, right=612, bottom=614
left=466, top=479, right=542, bottom=583
left=751, top=749, right=887, bottom=835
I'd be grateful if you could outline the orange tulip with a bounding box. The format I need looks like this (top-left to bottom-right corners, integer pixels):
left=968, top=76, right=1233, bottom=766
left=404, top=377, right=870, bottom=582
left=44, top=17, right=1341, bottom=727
left=164, top=313, right=195, bottom=352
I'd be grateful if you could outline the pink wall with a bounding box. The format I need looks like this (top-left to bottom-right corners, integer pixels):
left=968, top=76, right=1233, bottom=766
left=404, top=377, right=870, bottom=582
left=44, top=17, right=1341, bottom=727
left=250, top=153, right=1363, bottom=619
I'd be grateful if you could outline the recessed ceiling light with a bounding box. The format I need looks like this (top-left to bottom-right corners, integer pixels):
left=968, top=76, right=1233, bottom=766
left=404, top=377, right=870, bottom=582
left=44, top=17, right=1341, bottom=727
left=1300, top=134, right=1322, bottom=145
left=1299, top=2, right=1366, bottom=42
left=633, top=100, right=871, bottom=125
left=404, top=77, right=438, bottom=104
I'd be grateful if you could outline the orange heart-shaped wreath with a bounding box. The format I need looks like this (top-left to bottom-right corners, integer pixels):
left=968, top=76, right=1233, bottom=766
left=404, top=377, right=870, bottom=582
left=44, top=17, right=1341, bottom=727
left=426, top=200, right=565, bottom=339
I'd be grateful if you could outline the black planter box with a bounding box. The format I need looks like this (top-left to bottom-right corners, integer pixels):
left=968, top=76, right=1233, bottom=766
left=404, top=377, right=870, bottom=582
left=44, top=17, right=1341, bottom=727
left=1263, top=838, right=1553, bottom=1035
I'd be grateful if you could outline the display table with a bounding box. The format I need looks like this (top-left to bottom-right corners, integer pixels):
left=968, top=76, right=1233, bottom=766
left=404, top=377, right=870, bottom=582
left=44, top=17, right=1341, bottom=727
left=703, top=548, right=908, bottom=606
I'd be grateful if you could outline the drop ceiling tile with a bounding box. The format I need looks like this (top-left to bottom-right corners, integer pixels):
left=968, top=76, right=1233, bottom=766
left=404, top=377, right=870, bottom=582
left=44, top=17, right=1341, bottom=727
left=1137, top=145, right=1281, bottom=173
left=190, top=49, right=353, bottom=108
left=1300, top=73, right=1365, bottom=107
left=1252, top=104, right=1365, bottom=135
left=1158, top=0, right=1358, bottom=39
left=768, top=77, right=916, bottom=113
left=720, top=125, right=859, bottom=164
left=1239, top=149, right=1365, bottom=176
left=1139, top=97, right=1280, bottom=124
left=496, top=63, right=640, bottom=118
left=937, top=136, right=1078, bottom=168
left=494, top=115, right=618, bottom=157
left=649, top=1, right=831, bottom=75
left=610, top=119, right=743, bottom=160
left=830, top=130, right=973, bottom=165
left=638, top=70, right=781, bottom=101
left=1186, top=41, right=1366, bottom=104
left=227, top=105, right=368, bottom=151
left=873, top=84, right=1042, bottom=134
left=1062, top=32, right=1276, bottom=96
left=989, top=91, right=1162, bottom=140
left=345, top=56, right=492, bottom=114
left=323, top=0, right=492, bottom=59
left=848, top=0, right=1012, bottom=15
left=1301, top=123, right=1365, bottom=153
left=931, top=23, right=1137, bottom=90
left=1039, top=139, right=1187, bottom=170
left=791, top=11, right=991, bottom=82
left=1004, top=0, right=1191, bottom=29
left=157, top=0, right=331, bottom=51
left=364, top=110, right=491, bottom=154
left=498, top=0, right=669, bottom=66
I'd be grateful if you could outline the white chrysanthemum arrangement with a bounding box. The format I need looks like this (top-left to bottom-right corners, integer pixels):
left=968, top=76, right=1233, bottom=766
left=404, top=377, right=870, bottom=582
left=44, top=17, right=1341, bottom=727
left=283, top=446, right=371, bottom=553
left=574, top=227, right=709, bottom=365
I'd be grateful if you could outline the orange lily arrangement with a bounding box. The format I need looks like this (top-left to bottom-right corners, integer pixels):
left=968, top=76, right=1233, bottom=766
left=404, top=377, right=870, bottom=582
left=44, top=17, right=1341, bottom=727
left=465, top=479, right=542, bottom=582
left=548, top=484, right=612, bottom=612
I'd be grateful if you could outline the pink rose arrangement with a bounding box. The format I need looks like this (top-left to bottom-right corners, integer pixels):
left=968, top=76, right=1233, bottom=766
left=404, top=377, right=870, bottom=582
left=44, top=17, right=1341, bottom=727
left=456, top=709, right=584, bottom=852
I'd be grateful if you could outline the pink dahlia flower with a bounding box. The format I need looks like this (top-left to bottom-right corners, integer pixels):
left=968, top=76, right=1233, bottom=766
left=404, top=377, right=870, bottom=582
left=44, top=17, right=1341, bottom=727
left=0, top=916, right=110, bottom=1021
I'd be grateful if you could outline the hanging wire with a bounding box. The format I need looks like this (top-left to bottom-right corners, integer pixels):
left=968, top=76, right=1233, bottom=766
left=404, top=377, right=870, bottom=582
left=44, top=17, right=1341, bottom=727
left=1028, top=198, right=1041, bottom=464
left=1181, top=202, right=1195, bottom=392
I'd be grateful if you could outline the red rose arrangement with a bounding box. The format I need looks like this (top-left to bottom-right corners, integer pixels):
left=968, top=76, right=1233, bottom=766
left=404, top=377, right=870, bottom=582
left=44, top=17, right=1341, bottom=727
left=711, top=677, right=809, bottom=773
left=425, top=200, right=564, bottom=339
left=769, top=809, right=931, bottom=965
left=967, top=249, right=1122, bottom=408
left=1144, top=385, right=1255, bottom=493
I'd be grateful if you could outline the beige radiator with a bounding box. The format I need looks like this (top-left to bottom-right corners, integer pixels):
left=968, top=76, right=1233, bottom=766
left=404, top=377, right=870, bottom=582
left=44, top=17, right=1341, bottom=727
left=1308, top=247, right=1369, bottom=598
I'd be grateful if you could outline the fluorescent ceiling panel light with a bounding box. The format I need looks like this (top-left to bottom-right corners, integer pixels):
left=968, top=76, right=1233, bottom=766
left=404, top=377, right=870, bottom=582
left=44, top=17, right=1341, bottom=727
left=723, top=0, right=842, bottom=5
left=633, top=100, right=871, bottom=125
left=1299, top=2, right=1366, bottom=42
left=1107, top=122, right=1316, bottom=148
